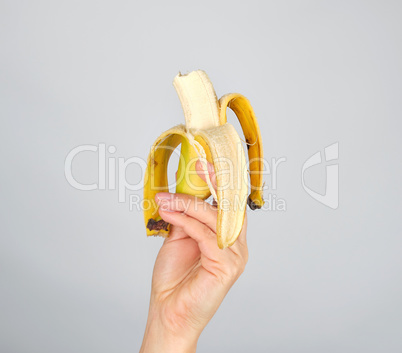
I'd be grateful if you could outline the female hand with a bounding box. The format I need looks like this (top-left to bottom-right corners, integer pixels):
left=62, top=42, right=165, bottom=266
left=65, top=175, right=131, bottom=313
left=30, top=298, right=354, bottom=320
left=140, top=161, right=248, bottom=353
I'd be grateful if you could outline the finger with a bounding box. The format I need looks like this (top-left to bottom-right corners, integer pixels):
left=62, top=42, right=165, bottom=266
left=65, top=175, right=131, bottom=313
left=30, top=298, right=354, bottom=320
left=158, top=208, right=220, bottom=259
left=195, top=160, right=217, bottom=191
left=236, top=212, right=247, bottom=245
left=159, top=201, right=248, bottom=278
left=156, top=192, right=217, bottom=233
left=163, top=225, right=188, bottom=243
left=228, top=212, right=248, bottom=258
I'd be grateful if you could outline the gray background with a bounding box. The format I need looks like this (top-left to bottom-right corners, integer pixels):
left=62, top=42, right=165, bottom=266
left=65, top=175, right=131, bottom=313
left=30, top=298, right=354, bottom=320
left=1, top=1, right=401, bottom=352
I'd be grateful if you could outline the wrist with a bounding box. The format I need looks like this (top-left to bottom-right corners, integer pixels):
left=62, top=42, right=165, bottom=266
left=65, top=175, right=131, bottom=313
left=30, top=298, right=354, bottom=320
left=140, top=307, right=199, bottom=353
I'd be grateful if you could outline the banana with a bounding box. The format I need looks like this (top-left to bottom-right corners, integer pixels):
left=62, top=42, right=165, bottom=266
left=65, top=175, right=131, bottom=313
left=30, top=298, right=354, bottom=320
left=143, top=70, right=264, bottom=248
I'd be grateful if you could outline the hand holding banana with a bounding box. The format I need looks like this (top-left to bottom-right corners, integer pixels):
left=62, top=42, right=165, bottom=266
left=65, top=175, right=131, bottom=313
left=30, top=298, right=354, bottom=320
left=140, top=163, right=248, bottom=353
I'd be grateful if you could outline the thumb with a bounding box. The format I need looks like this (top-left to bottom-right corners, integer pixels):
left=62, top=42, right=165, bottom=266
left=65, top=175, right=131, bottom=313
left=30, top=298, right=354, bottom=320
left=195, top=160, right=217, bottom=192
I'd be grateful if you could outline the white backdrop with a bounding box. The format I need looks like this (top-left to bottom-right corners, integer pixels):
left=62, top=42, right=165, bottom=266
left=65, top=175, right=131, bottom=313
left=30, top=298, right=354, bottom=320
left=1, top=1, right=401, bottom=352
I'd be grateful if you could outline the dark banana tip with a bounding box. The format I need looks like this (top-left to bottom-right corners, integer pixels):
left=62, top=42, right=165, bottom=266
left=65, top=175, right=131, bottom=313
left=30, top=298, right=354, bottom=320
left=147, top=218, right=170, bottom=231
left=247, top=196, right=262, bottom=210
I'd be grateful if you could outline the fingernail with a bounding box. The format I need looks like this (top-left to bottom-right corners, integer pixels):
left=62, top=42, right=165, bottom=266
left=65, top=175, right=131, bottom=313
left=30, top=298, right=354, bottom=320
left=156, top=192, right=172, bottom=200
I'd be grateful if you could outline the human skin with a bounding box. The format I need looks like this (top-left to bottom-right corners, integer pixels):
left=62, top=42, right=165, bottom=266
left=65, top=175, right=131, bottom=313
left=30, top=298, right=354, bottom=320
left=139, top=161, right=249, bottom=353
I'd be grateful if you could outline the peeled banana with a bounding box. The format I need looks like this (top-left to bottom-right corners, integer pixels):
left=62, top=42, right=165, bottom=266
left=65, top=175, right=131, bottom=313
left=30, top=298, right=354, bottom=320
left=143, top=70, right=264, bottom=249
